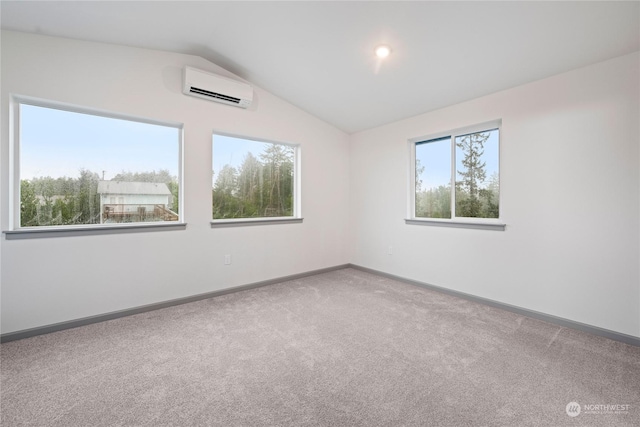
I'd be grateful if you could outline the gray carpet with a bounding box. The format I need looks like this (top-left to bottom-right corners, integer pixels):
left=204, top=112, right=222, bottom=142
left=1, top=268, right=639, bottom=426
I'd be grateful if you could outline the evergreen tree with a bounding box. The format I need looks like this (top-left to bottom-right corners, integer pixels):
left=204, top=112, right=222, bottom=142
left=260, top=144, right=294, bottom=217
left=480, top=171, right=499, bottom=218
left=166, top=181, right=179, bottom=214
left=112, top=169, right=174, bottom=184
left=456, top=132, right=488, bottom=217
left=75, top=169, right=100, bottom=224
left=20, top=180, right=39, bottom=226
left=236, top=152, right=263, bottom=217
left=425, top=185, right=452, bottom=218
left=212, top=165, right=239, bottom=218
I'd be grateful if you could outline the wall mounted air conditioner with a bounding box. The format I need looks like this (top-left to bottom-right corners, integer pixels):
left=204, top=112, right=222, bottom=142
left=183, top=66, right=253, bottom=109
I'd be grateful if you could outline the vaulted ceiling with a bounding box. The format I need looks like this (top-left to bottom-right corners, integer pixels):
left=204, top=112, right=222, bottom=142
left=2, top=1, right=638, bottom=133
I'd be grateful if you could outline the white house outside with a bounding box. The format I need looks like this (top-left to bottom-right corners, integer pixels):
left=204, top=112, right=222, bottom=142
left=97, top=181, right=178, bottom=223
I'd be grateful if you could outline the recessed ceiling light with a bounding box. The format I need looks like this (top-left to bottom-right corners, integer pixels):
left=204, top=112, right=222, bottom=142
left=375, top=45, right=391, bottom=59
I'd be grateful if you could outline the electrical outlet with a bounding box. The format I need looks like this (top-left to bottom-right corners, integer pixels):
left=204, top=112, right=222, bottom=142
left=224, top=254, right=231, bottom=265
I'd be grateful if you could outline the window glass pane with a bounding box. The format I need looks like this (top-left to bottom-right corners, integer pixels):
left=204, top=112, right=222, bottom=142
left=455, top=128, right=499, bottom=218
left=19, top=104, right=180, bottom=227
left=212, top=134, right=295, bottom=219
left=415, top=136, right=452, bottom=219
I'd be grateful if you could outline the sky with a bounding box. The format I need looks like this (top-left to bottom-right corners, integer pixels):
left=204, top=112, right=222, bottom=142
left=20, top=104, right=179, bottom=181
left=212, top=134, right=268, bottom=178
left=416, top=129, right=499, bottom=191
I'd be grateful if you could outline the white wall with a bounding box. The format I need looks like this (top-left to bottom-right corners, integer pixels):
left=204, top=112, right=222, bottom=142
left=0, top=31, right=351, bottom=334
left=349, top=52, right=640, bottom=338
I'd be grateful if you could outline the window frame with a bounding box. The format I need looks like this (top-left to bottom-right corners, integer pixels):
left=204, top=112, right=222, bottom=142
left=407, top=119, right=505, bottom=231
left=5, top=95, right=185, bottom=238
left=211, top=131, right=302, bottom=227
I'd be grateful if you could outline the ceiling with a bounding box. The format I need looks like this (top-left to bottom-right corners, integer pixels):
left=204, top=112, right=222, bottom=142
left=1, top=1, right=639, bottom=134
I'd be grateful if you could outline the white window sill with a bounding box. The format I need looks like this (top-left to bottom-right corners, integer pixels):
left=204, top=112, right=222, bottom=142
left=211, top=217, right=303, bottom=228
left=405, top=218, right=506, bottom=231
left=3, top=222, right=186, bottom=239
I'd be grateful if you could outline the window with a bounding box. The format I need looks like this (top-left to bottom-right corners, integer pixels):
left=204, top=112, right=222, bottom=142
left=411, top=120, right=501, bottom=225
left=212, top=134, right=299, bottom=221
left=14, top=98, right=182, bottom=229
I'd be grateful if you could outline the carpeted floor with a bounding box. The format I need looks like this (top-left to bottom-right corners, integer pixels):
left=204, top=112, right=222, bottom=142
left=1, top=268, right=639, bottom=426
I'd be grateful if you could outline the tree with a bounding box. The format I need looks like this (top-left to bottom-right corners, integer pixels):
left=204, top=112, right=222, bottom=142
left=213, top=164, right=238, bottom=195
left=212, top=165, right=240, bottom=218
left=480, top=171, right=499, bottom=218
left=236, top=152, right=263, bottom=217
left=426, top=185, right=452, bottom=218
left=20, top=180, right=39, bottom=226
left=260, top=144, right=294, bottom=216
left=52, top=196, right=75, bottom=225
left=112, top=169, right=174, bottom=184
left=75, top=169, right=100, bottom=224
left=415, top=158, right=451, bottom=219
left=51, top=177, right=77, bottom=224
left=167, top=181, right=179, bottom=214
left=456, top=132, right=488, bottom=217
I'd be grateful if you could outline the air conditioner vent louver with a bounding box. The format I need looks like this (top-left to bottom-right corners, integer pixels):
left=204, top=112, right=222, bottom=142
left=183, top=66, right=253, bottom=109
left=189, top=87, right=241, bottom=104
